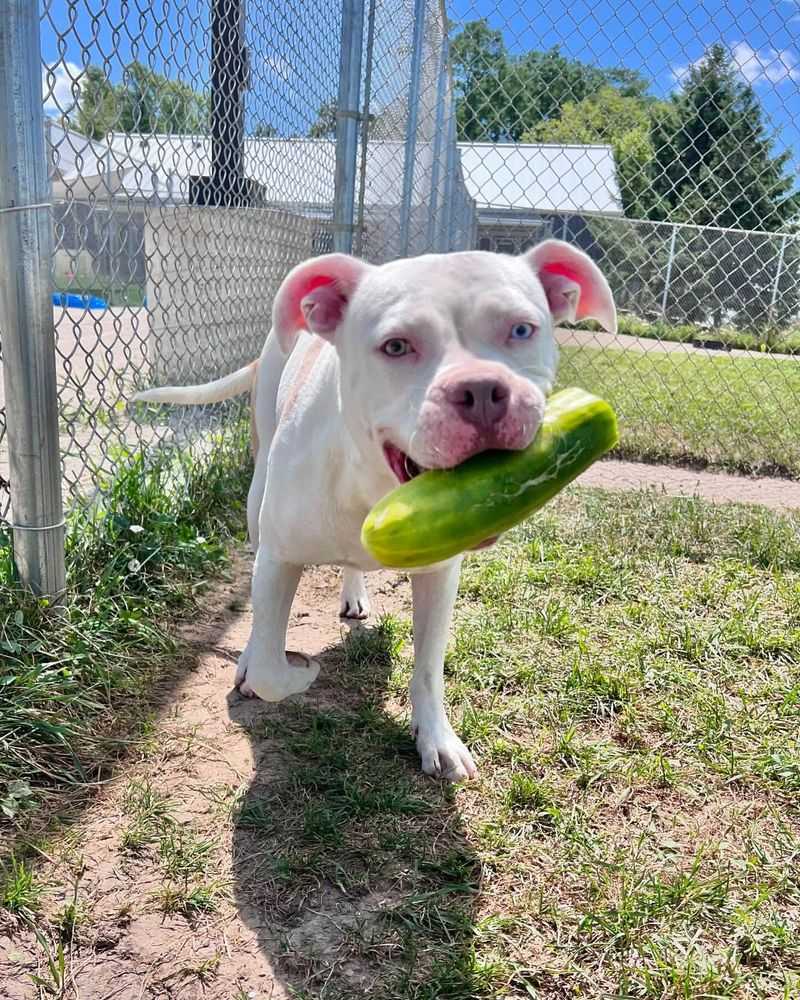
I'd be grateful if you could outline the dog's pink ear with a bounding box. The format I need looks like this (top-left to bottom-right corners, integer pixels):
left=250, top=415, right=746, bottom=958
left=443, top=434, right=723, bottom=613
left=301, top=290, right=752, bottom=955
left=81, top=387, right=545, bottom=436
left=525, top=240, right=617, bottom=333
left=272, top=253, right=371, bottom=354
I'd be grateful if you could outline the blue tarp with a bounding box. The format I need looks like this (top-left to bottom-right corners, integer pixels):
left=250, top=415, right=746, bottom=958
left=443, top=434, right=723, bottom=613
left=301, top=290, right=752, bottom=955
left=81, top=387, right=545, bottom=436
left=53, top=292, right=108, bottom=310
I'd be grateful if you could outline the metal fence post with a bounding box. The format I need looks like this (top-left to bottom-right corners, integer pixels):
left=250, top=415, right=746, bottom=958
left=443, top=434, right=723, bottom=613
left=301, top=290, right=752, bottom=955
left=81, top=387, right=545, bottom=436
left=437, top=90, right=456, bottom=252
left=333, top=0, right=364, bottom=255
left=354, top=0, right=377, bottom=257
left=190, top=0, right=249, bottom=206
left=0, top=0, right=66, bottom=597
left=446, top=111, right=460, bottom=250
left=211, top=0, right=247, bottom=205
left=661, top=224, right=678, bottom=319
left=766, top=233, right=788, bottom=328
left=399, top=0, right=427, bottom=256
left=425, top=35, right=449, bottom=253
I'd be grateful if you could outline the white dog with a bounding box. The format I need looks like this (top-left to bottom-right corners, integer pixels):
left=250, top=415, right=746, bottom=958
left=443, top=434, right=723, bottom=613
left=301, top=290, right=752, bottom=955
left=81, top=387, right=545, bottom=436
left=135, top=243, right=615, bottom=780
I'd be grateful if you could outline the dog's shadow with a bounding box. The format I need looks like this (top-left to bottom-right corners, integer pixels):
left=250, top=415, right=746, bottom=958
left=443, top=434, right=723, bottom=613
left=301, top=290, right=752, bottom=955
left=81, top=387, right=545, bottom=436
left=226, top=619, right=482, bottom=998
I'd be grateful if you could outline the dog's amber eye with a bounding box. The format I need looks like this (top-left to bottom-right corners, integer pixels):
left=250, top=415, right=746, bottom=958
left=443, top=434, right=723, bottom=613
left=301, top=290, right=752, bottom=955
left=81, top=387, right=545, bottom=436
left=381, top=338, right=413, bottom=357
left=509, top=322, right=536, bottom=341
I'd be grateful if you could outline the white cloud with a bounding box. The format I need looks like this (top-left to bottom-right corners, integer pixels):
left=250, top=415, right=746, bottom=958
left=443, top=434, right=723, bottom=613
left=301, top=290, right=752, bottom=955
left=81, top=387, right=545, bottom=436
left=264, top=55, right=292, bottom=81
left=730, top=42, right=800, bottom=84
left=673, top=43, right=800, bottom=87
left=42, top=61, right=82, bottom=115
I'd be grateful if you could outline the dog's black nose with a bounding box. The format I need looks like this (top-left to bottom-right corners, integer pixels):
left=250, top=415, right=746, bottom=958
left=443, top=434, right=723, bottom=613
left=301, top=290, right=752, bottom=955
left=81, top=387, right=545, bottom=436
left=446, top=376, right=509, bottom=429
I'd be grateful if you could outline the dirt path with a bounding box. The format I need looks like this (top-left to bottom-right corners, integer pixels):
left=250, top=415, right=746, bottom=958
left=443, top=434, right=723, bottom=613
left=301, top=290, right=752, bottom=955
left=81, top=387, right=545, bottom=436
left=0, top=561, right=421, bottom=1000
left=555, top=326, right=799, bottom=362
left=579, top=457, right=800, bottom=510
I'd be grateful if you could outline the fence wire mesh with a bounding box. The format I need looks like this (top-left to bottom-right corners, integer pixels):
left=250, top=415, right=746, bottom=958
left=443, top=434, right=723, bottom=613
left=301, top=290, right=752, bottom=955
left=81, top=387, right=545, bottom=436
left=0, top=0, right=471, bottom=527
left=1, top=0, right=800, bottom=542
left=448, top=1, right=800, bottom=476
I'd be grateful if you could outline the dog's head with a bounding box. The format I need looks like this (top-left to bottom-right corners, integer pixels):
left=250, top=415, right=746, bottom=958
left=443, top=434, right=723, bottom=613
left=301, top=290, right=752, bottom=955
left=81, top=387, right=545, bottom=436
left=272, top=243, right=616, bottom=483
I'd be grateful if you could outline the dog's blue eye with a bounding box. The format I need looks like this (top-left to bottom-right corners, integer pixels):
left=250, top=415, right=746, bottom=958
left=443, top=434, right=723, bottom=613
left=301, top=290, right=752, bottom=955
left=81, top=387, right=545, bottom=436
left=381, top=338, right=412, bottom=357
left=510, top=322, right=536, bottom=341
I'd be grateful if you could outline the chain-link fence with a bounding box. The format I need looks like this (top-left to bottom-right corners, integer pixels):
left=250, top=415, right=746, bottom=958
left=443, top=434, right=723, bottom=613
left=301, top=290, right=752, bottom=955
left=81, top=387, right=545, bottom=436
left=0, top=0, right=474, bottom=591
left=1, top=0, right=800, bottom=594
left=448, top=2, right=800, bottom=478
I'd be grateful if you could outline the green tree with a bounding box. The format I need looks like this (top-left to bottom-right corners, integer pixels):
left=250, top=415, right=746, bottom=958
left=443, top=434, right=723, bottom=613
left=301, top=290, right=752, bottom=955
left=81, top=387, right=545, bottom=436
left=68, top=62, right=208, bottom=138
left=69, top=66, right=117, bottom=139
left=450, top=19, right=649, bottom=141
left=651, top=44, right=799, bottom=326
left=524, top=86, right=670, bottom=217
left=652, top=44, right=798, bottom=232
left=252, top=121, right=277, bottom=138
left=308, top=100, right=337, bottom=139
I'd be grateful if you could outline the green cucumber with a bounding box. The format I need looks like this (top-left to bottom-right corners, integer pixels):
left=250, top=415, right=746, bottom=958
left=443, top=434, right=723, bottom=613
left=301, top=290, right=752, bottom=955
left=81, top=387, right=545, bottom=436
left=361, top=388, right=618, bottom=568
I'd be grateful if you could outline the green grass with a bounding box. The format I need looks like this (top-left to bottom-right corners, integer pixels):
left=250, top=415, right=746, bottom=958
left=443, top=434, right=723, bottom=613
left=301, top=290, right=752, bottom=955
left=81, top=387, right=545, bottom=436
left=558, top=343, right=800, bottom=475
left=0, top=430, right=251, bottom=835
left=0, top=854, right=44, bottom=916
left=3, top=487, right=800, bottom=996
left=118, top=775, right=227, bottom=917
left=219, top=488, right=800, bottom=998
left=119, top=778, right=175, bottom=851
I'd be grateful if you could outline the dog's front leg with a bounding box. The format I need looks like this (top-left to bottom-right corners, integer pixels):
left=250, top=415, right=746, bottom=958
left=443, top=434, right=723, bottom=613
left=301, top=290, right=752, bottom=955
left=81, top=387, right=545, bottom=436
left=339, top=567, right=371, bottom=620
left=235, top=551, right=320, bottom=700
left=410, top=557, right=477, bottom=782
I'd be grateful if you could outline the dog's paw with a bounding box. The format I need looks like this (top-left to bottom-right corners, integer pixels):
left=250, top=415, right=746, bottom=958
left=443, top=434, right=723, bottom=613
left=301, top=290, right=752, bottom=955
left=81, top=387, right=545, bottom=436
left=413, top=718, right=477, bottom=782
left=339, top=571, right=370, bottom=621
left=234, top=645, right=250, bottom=687
left=340, top=597, right=370, bottom=620
left=235, top=649, right=320, bottom=702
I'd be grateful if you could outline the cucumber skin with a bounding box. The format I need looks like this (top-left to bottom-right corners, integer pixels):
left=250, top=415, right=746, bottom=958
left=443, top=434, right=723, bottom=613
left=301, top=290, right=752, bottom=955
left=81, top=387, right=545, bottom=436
left=361, top=388, right=619, bottom=569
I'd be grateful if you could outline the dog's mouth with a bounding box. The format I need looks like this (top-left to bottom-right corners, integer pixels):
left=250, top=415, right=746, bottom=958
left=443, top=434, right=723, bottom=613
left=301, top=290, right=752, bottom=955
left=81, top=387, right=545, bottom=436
left=382, top=441, right=500, bottom=553
left=383, top=442, right=426, bottom=484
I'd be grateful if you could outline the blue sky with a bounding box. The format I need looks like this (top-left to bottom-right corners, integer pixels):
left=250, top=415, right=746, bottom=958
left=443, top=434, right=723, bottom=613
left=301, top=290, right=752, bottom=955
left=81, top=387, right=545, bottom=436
left=41, top=0, right=800, bottom=177
left=448, top=0, right=800, bottom=175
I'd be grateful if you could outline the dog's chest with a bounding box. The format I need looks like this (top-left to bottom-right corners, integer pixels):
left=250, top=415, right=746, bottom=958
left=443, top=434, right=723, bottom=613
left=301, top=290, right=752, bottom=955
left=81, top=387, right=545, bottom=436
left=261, top=423, right=382, bottom=570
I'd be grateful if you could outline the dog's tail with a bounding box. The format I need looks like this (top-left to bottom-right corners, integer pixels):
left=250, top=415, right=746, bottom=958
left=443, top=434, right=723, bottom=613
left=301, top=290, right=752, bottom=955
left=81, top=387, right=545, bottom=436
left=133, top=361, right=256, bottom=406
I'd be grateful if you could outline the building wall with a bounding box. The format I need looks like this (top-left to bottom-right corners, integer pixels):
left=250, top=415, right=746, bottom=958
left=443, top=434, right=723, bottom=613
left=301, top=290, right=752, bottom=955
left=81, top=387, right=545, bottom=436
left=144, top=206, right=321, bottom=384
left=474, top=213, right=604, bottom=255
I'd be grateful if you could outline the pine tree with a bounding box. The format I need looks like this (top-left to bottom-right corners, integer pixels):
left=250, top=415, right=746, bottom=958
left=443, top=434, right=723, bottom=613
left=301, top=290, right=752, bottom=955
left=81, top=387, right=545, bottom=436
left=650, top=45, right=799, bottom=328
left=652, top=44, right=798, bottom=232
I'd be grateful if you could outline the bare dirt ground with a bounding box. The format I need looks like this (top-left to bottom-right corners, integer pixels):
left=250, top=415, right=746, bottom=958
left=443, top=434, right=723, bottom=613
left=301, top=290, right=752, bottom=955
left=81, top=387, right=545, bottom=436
left=0, top=560, right=421, bottom=999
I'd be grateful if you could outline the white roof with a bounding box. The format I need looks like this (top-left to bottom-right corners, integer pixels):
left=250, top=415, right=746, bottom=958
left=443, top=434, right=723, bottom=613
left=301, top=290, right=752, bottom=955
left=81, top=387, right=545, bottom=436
left=105, top=134, right=432, bottom=208
left=47, top=122, right=173, bottom=200
left=457, top=142, right=623, bottom=216
left=46, top=129, right=621, bottom=218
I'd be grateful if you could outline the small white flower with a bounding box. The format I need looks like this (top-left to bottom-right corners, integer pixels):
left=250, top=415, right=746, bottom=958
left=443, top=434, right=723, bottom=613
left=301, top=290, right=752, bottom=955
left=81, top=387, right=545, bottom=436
left=128, top=559, right=142, bottom=573
left=129, top=524, right=144, bottom=534
left=196, top=535, right=207, bottom=544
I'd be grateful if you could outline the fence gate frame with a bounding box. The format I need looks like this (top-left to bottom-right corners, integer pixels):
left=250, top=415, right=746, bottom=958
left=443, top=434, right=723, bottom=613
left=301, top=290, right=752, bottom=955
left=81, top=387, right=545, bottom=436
left=0, top=0, right=65, bottom=598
